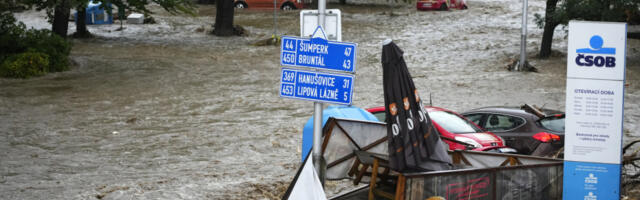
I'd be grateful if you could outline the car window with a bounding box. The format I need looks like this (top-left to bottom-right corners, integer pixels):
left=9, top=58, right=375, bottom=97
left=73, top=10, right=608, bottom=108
left=463, top=113, right=484, bottom=126
left=484, top=114, right=525, bottom=132
left=538, top=117, right=565, bottom=132
left=372, top=112, right=386, bottom=122
left=429, top=111, right=481, bottom=133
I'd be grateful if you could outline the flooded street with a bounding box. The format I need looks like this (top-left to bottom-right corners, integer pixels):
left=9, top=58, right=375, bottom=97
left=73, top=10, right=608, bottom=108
left=3, top=0, right=640, bottom=199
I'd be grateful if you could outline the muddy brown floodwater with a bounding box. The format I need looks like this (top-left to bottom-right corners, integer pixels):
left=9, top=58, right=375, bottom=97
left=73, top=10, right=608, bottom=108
left=3, top=0, right=640, bottom=199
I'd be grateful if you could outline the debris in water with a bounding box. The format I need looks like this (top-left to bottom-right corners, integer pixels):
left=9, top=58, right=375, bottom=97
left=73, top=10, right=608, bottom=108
left=252, top=35, right=280, bottom=46
left=195, top=26, right=206, bottom=33
left=126, top=117, right=138, bottom=124
left=507, top=57, right=538, bottom=72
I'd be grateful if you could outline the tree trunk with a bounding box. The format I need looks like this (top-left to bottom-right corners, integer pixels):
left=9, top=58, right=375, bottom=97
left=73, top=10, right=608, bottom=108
left=538, top=0, right=560, bottom=58
left=74, top=5, right=92, bottom=38
left=52, top=0, right=70, bottom=38
left=213, top=0, right=235, bottom=36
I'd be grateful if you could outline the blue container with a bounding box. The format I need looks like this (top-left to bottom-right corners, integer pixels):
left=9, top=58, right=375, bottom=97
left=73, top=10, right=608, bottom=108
left=301, top=105, right=379, bottom=162
left=74, top=1, right=113, bottom=25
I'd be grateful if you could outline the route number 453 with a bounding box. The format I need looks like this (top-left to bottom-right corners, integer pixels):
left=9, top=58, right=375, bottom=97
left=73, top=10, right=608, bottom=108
left=281, top=85, right=294, bottom=95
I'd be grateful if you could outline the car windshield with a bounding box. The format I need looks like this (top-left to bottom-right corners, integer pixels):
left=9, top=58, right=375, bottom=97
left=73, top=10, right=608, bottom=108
left=429, top=111, right=482, bottom=133
left=538, top=116, right=565, bottom=132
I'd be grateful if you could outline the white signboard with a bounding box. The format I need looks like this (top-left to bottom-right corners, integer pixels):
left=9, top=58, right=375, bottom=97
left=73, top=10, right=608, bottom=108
left=300, top=9, right=341, bottom=41
left=564, top=20, right=626, bottom=164
left=563, top=20, right=626, bottom=200
left=565, top=78, right=624, bottom=164
left=567, top=21, right=626, bottom=81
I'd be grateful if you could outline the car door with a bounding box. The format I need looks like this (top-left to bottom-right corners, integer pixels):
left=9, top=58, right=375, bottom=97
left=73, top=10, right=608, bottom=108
left=481, top=114, right=531, bottom=153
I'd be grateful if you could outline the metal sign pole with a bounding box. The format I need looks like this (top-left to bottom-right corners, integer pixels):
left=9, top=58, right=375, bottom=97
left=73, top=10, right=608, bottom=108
left=313, top=0, right=327, bottom=184
left=273, top=0, right=277, bottom=36
left=519, top=0, right=528, bottom=71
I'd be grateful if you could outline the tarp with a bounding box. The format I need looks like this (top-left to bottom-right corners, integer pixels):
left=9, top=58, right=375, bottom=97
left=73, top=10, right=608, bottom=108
left=74, top=1, right=114, bottom=25
left=302, top=105, right=379, bottom=162
left=321, top=118, right=388, bottom=180
left=381, top=40, right=452, bottom=172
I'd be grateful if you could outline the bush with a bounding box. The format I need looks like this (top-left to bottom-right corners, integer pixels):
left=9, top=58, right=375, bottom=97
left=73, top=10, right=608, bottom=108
left=0, top=12, right=71, bottom=78
left=21, top=29, right=71, bottom=72
left=0, top=12, right=26, bottom=61
left=0, top=52, right=50, bottom=78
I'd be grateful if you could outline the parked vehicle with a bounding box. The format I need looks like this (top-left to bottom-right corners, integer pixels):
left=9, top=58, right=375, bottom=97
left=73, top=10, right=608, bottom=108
left=233, top=0, right=306, bottom=10
left=461, top=104, right=565, bottom=157
left=416, top=0, right=467, bottom=11
left=366, top=106, right=515, bottom=153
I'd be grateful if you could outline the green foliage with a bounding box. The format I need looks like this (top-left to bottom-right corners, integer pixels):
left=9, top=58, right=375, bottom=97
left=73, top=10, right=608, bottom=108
left=121, top=0, right=197, bottom=16
left=0, top=12, right=71, bottom=78
left=0, top=12, right=27, bottom=62
left=21, top=28, right=71, bottom=72
left=0, top=52, right=50, bottom=78
left=535, top=0, right=640, bottom=29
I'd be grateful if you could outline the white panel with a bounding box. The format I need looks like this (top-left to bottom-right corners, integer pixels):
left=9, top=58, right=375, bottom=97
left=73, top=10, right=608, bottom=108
left=564, top=78, right=624, bottom=164
left=567, top=21, right=626, bottom=81
left=300, top=9, right=341, bottom=41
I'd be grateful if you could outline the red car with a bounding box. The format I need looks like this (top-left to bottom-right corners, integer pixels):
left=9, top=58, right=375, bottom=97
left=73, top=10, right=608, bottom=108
left=416, top=0, right=467, bottom=11
left=233, top=0, right=307, bottom=10
left=367, top=106, right=515, bottom=153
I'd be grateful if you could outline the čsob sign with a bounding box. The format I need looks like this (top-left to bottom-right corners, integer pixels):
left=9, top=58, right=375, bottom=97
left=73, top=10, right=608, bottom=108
left=575, top=35, right=616, bottom=67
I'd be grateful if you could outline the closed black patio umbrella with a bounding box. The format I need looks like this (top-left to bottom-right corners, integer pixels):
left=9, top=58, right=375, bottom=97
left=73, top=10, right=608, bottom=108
left=381, top=40, right=452, bottom=172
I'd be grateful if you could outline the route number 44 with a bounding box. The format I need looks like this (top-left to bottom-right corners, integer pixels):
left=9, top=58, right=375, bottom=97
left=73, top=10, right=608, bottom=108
left=285, top=40, right=294, bottom=50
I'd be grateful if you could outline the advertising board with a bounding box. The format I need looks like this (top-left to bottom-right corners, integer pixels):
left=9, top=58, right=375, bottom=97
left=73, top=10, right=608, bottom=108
left=563, top=21, right=626, bottom=200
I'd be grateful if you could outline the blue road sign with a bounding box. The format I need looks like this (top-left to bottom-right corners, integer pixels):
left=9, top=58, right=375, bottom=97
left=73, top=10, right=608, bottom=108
left=280, top=36, right=357, bottom=73
left=280, top=68, right=354, bottom=105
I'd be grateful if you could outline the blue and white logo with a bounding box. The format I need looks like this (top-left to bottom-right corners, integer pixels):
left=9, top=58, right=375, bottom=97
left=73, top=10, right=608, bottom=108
left=584, top=192, right=597, bottom=200
left=585, top=173, right=598, bottom=184
left=575, top=35, right=616, bottom=67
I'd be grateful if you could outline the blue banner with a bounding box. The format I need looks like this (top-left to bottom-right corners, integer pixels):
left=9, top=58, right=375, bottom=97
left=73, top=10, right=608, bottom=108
left=280, top=68, right=354, bottom=105
left=280, top=36, right=357, bottom=73
left=563, top=161, right=621, bottom=200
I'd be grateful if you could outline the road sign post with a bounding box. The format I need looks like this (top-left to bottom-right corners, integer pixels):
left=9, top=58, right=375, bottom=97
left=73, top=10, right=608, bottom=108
left=316, top=0, right=327, bottom=183
left=278, top=8, right=353, bottom=185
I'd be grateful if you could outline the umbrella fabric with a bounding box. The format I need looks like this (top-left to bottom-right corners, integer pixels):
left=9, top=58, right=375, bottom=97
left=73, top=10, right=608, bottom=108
left=381, top=41, right=452, bottom=172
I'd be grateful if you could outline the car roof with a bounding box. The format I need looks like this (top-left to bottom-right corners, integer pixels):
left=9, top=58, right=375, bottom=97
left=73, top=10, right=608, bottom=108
left=463, top=106, right=563, bottom=117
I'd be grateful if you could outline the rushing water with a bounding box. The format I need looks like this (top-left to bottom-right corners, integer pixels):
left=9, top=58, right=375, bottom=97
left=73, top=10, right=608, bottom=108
left=2, top=1, right=639, bottom=199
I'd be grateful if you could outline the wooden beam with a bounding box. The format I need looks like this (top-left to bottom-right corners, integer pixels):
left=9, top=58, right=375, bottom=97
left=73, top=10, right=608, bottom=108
left=368, top=159, right=379, bottom=200
left=394, top=174, right=406, bottom=200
